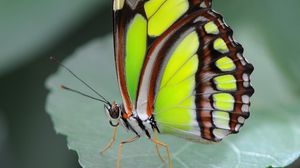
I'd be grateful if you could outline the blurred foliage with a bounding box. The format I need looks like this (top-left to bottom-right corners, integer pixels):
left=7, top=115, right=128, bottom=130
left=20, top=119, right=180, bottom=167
left=0, top=0, right=109, bottom=76
left=0, top=0, right=299, bottom=168
left=0, top=0, right=110, bottom=168
left=0, top=110, right=8, bottom=162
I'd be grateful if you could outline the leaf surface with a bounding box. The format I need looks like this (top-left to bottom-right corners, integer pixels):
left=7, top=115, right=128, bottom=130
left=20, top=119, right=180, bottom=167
left=46, top=30, right=300, bottom=168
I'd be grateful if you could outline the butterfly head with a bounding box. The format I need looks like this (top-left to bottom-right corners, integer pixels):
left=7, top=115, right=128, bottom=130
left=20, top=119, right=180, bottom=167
left=104, top=101, right=122, bottom=127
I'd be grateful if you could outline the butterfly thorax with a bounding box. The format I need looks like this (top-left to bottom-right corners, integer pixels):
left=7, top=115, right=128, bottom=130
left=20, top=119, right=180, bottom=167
left=119, top=105, right=160, bottom=139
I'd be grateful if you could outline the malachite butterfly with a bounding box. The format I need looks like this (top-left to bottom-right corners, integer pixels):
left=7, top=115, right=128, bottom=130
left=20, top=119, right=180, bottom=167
left=61, top=0, right=254, bottom=167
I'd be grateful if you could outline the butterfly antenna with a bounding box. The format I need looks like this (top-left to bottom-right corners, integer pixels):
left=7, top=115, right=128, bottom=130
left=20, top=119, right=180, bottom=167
left=50, top=56, right=111, bottom=106
left=60, top=85, right=109, bottom=104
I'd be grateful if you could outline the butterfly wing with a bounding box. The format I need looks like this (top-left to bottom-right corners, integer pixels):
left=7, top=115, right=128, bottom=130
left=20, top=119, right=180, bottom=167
left=113, top=0, right=254, bottom=142
left=134, top=1, right=254, bottom=142
left=113, top=0, right=148, bottom=116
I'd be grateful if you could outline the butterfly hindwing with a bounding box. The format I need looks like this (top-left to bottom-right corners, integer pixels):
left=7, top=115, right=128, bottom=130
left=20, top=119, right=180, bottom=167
left=151, top=10, right=254, bottom=142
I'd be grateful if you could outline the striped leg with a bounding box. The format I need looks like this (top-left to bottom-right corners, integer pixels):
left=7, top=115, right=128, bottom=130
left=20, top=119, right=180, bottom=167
left=153, top=130, right=165, bottom=164
left=117, top=136, right=139, bottom=168
left=100, top=127, right=118, bottom=154
left=151, top=138, right=172, bottom=168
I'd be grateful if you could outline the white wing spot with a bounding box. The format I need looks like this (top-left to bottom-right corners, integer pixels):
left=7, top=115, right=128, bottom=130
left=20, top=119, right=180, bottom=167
left=243, top=81, right=250, bottom=87
left=241, top=104, right=249, bottom=113
left=243, top=73, right=249, bottom=81
left=235, top=124, right=241, bottom=132
left=242, top=95, right=250, bottom=104
left=113, top=0, right=125, bottom=10
left=237, top=53, right=246, bottom=65
left=238, top=116, right=245, bottom=124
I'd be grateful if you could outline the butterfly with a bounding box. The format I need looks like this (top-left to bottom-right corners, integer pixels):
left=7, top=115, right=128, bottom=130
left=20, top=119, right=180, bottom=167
left=58, top=0, right=254, bottom=167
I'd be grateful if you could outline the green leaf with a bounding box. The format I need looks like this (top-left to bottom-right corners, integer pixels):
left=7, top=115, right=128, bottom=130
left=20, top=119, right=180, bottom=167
left=46, top=30, right=300, bottom=168
left=0, top=0, right=109, bottom=76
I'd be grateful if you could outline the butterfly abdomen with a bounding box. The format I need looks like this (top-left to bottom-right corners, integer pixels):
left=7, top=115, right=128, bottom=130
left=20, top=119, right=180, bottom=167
left=120, top=113, right=160, bottom=138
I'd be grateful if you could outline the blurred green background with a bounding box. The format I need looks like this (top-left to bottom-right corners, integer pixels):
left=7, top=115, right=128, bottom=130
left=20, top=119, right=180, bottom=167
left=0, top=0, right=299, bottom=168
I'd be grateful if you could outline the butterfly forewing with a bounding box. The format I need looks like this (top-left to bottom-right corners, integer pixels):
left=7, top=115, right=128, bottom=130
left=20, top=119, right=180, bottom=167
left=113, top=0, right=254, bottom=142
left=113, top=0, right=147, bottom=116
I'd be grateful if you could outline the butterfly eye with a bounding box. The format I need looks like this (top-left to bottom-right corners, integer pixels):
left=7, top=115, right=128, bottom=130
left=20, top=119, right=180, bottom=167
left=109, top=107, right=120, bottom=119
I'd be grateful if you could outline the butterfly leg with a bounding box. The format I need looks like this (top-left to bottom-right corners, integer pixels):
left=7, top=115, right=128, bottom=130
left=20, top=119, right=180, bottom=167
left=151, top=138, right=172, bottom=168
left=117, top=136, right=139, bottom=168
left=100, top=127, right=118, bottom=154
left=153, top=130, right=166, bottom=164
